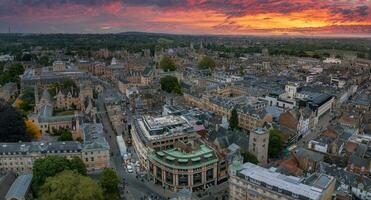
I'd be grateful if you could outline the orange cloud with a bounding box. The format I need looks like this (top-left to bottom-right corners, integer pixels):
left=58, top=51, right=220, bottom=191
left=0, top=0, right=370, bottom=36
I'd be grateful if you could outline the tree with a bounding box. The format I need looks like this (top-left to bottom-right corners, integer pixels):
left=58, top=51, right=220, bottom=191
left=159, top=56, right=176, bottom=71
left=58, top=129, right=73, bottom=141
left=8, top=63, right=24, bottom=77
left=39, top=170, right=103, bottom=200
left=357, top=53, right=365, bottom=59
left=312, top=54, right=321, bottom=59
left=48, top=78, right=76, bottom=97
left=0, top=63, right=24, bottom=88
left=18, top=87, right=35, bottom=112
left=198, top=56, right=216, bottom=70
left=0, top=100, right=30, bottom=142
left=229, top=109, right=239, bottom=130
left=25, top=119, right=41, bottom=139
left=100, top=168, right=120, bottom=200
left=241, top=150, right=258, bottom=164
left=32, top=156, right=87, bottom=191
left=268, top=129, right=284, bottom=158
left=160, top=76, right=182, bottom=94
left=21, top=53, right=32, bottom=61
left=37, top=56, right=51, bottom=66
left=70, top=156, right=87, bottom=176
left=62, top=78, right=77, bottom=89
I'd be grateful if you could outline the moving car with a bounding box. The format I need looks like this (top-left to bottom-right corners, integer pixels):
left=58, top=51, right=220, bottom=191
left=127, top=164, right=134, bottom=173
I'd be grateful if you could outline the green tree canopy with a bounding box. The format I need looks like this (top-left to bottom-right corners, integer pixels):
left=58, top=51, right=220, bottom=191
left=37, top=56, right=51, bottom=66
left=0, top=100, right=30, bottom=142
left=62, top=78, right=77, bottom=89
left=241, top=150, right=258, bottom=164
left=70, top=156, right=87, bottom=176
left=48, top=78, right=77, bottom=97
left=268, top=129, right=284, bottom=158
left=57, top=129, right=73, bottom=141
left=357, top=53, right=366, bottom=59
left=39, top=170, right=103, bottom=200
left=100, top=168, right=120, bottom=200
left=198, top=56, right=216, bottom=70
left=229, top=109, right=239, bottom=130
left=160, top=76, right=182, bottom=94
left=159, top=56, right=176, bottom=71
left=18, top=87, right=35, bottom=112
left=0, top=63, right=24, bottom=88
left=32, top=156, right=87, bottom=191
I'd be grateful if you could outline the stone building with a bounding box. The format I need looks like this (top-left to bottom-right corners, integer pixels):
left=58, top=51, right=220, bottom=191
left=0, top=82, right=18, bottom=102
left=229, top=162, right=335, bottom=200
left=0, top=123, right=110, bottom=173
left=148, top=140, right=219, bottom=192
left=32, top=89, right=80, bottom=134
left=248, top=127, right=269, bottom=164
left=52, top=61, right=67, bottom=71
left=55, top=88, right=80, bottom=110
left=184, top=93, right=272, bottom=132
left=279, top=108, right=312, bottom=144
left=54, top=81, right=93, bottom=110
left=131, top=115, right=199, bottom=168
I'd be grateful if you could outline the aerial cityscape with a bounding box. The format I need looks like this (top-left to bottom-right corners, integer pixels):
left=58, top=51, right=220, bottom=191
left=0, top=1, right=370, bottom=200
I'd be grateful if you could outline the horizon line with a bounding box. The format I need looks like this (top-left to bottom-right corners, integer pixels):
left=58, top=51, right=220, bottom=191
left=1, top=31, right=371, bottom=39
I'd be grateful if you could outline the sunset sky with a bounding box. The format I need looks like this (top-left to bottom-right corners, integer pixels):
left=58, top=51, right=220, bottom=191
left=0, top=0, right=370, bottom=36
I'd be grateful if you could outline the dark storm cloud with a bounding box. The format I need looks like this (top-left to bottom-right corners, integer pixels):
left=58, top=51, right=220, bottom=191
left=1, top=0, right=370, bottom=20
left=331, top=5, right=370, bottom=21
left=11, top=0, right=115, bottom=7
left=357, top=5, right=369, bottom=16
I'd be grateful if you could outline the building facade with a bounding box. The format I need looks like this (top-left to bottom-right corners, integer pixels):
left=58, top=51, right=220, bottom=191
left=131, top=115, right=199, bottom=168
left=0, top=123, right=110, bottom=173
left=229, top=162, right=336, bottom=200
left=184, top=93, right=272, bottom=132
left=148, top=141, right=219, bottom=192
left=248, top=127, right=269, bottom=164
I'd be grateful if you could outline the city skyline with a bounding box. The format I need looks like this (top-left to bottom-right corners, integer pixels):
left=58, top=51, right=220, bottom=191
left=0, top=0, right=370, bottom=37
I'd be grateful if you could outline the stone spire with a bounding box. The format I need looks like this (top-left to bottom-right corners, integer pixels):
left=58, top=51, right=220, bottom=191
left=34, top=84, right=39, bottom=113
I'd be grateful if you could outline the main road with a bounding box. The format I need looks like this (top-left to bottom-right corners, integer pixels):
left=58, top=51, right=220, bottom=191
left=97, top=93, right=169, bottom=200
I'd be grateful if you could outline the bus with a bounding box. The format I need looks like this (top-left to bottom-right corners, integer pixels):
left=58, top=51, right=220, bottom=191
left=116, top=135, right=128, bottom=162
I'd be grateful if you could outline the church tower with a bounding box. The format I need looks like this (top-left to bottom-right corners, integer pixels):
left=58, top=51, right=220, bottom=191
left=248, top=127, right=269, bottom=165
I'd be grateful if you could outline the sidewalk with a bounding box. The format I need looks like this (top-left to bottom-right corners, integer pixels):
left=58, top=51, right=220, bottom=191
left=194, top=182, right=229, bottom=200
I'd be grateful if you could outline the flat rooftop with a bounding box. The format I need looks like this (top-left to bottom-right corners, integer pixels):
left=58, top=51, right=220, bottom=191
left=134, top=115, right=196, bottom=143
left=166, top=144, right=214, bottom=159
left=143, top=115, right=188, bottom=131
left=149, top=144, right=218, bottom=170
left=237, top=163, right=334, bottom=200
